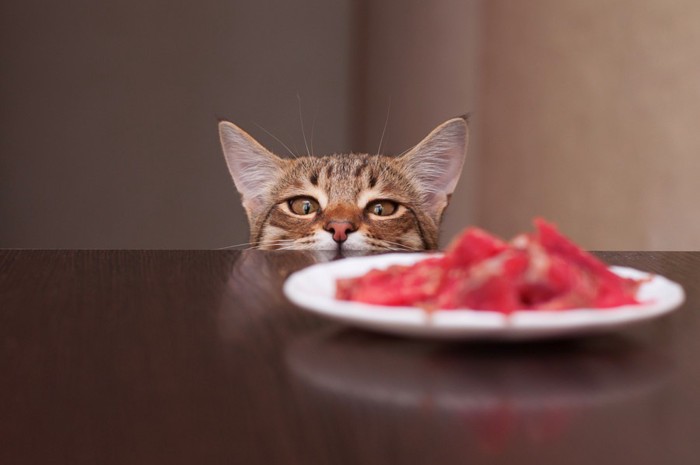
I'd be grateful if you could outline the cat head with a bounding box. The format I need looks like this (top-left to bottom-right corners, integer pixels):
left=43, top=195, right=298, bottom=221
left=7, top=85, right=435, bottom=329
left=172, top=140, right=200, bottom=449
left=218, top=116, right=469, bottom=251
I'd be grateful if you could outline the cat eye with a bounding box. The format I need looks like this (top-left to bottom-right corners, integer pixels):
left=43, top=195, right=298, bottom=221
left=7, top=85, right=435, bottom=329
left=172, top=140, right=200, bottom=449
left=288, top=197, right=320, bottom=216
left=366, top=200, right=398, bottom=217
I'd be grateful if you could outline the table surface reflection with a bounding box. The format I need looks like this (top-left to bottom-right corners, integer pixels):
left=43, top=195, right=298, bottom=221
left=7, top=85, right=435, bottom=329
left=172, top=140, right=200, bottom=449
left=0, top=250, right=698, bottom=465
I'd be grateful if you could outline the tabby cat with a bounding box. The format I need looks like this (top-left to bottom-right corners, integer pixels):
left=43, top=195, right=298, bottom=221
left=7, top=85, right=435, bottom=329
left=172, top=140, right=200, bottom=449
left=218, top=116, right=469, bottom=251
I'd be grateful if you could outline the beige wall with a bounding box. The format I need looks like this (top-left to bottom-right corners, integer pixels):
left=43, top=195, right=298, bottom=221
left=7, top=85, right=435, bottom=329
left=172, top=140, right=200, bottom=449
left=358, top=0, right=700, bottom=250
left=0, top=0, right=353, bottom=248
left=478, top=0, right=700, bottom=250
left=360, top=0, right=482, bottom=247
left=2, top=0, right=699, bottom=250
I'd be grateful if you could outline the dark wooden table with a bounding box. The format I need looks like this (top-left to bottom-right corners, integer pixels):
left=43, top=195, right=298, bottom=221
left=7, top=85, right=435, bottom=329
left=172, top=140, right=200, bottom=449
left=0, top=250, right=698, bottom=465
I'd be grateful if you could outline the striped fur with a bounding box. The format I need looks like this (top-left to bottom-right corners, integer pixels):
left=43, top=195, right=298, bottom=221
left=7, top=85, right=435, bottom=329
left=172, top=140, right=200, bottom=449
left=218, top=117, right=469, bottom=251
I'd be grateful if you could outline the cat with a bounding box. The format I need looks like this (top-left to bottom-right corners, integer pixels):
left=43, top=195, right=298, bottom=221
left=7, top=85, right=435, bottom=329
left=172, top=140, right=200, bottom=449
left=218, top=115, right=469, bottom=251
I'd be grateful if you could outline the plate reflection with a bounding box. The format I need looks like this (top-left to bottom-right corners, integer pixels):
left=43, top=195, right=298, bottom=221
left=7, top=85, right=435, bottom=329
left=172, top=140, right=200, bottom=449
left=286, top=330, right=672, bottom=452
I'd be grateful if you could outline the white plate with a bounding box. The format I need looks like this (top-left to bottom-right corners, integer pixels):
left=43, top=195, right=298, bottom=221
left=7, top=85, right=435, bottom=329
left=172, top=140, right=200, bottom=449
left=283, top=253, right=686, bottom=340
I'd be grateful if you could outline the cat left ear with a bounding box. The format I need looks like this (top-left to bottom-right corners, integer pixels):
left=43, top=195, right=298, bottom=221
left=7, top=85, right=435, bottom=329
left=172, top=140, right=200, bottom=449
left=399, top=116, right=469, bottom=222
left=218, top=121, right=285, bottom=217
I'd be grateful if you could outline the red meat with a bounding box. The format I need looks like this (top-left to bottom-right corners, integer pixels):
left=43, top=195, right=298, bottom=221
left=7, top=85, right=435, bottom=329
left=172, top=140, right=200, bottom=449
left=335, top=219, right=643, bottom=313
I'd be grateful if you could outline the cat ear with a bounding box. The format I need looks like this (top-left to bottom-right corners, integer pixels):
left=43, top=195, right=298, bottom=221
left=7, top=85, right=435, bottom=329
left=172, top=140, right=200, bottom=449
left=399, top=116, right=469, bottom=221
left=218, top=121, right=285, bottom=216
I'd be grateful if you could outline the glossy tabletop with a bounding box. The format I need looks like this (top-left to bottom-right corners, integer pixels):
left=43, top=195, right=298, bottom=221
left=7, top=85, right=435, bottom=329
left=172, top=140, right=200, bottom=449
left=0, top=250, right=698, bottom=465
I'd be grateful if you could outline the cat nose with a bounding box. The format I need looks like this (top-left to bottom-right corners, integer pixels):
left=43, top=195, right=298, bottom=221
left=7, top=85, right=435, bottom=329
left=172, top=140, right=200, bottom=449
left=325, top=221, right=356, bottom=243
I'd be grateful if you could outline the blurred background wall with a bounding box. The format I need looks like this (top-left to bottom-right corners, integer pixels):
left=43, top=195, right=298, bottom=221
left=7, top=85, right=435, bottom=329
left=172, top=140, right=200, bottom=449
left=479, top=0, right=700, bottom=250
left=0, top=0, right=354, bottom=248
left=1, top=0, right=699, bottom=250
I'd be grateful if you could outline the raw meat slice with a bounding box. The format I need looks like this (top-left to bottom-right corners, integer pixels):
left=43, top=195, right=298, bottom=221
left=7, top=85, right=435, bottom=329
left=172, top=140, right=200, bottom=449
left=335, top=219, right=643, bottom=313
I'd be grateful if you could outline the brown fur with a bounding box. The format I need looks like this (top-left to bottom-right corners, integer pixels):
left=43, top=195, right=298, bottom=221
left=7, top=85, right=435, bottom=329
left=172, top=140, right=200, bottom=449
left=218, top=117, right=469, bottom=251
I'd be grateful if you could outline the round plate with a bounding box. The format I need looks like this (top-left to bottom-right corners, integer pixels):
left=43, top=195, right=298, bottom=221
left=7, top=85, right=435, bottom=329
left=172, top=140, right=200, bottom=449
left=283, top=253, right=686, bottom=340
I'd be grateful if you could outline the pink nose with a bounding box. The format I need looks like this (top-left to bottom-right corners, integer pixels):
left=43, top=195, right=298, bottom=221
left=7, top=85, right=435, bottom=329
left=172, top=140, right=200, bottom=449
left=325, top=221, right=355, bottom=243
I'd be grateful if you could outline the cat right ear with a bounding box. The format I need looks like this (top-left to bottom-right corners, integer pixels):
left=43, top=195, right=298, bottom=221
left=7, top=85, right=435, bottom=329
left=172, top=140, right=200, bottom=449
left=398, top=116, right=469, bottom=223
left=218, top=121, right=285, bottom=216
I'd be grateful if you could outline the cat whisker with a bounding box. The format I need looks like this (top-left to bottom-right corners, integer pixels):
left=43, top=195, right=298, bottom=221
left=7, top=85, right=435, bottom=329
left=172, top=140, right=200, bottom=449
left=219, top=238, right=299, bottom=250
left=377, top=160, right=392, bottom=180
left=297, top=93, right=311, bottom=157
left=382, top=142, right=419, bottom=179
left=376, top=98, right=391, bottom=156
left=310, top=104, right=319, bottom=157
left=250, top=238, right=308, bottom=250
left=252, top=242, right=295, bottom=250
left=397, top=143, right=418, bottom=158
left=217, top=239, right=294, bottom=250
left=379, top=143, right=412, bottom=178
left=252, top=122, right=298, bottom=159
left=217, top=241, right=256, bottom=250
left=375, top=139, right=418, bottom=181
left=274, top=243, right=315, bottom=251
left=270, top=245, right=304, bottom=251
left=369, top=238, right=422, bottom=251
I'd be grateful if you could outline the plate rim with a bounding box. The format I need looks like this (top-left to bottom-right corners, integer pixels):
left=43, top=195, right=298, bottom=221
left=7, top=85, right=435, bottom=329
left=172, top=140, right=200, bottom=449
left=283, top=252, right=686, bottom=338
